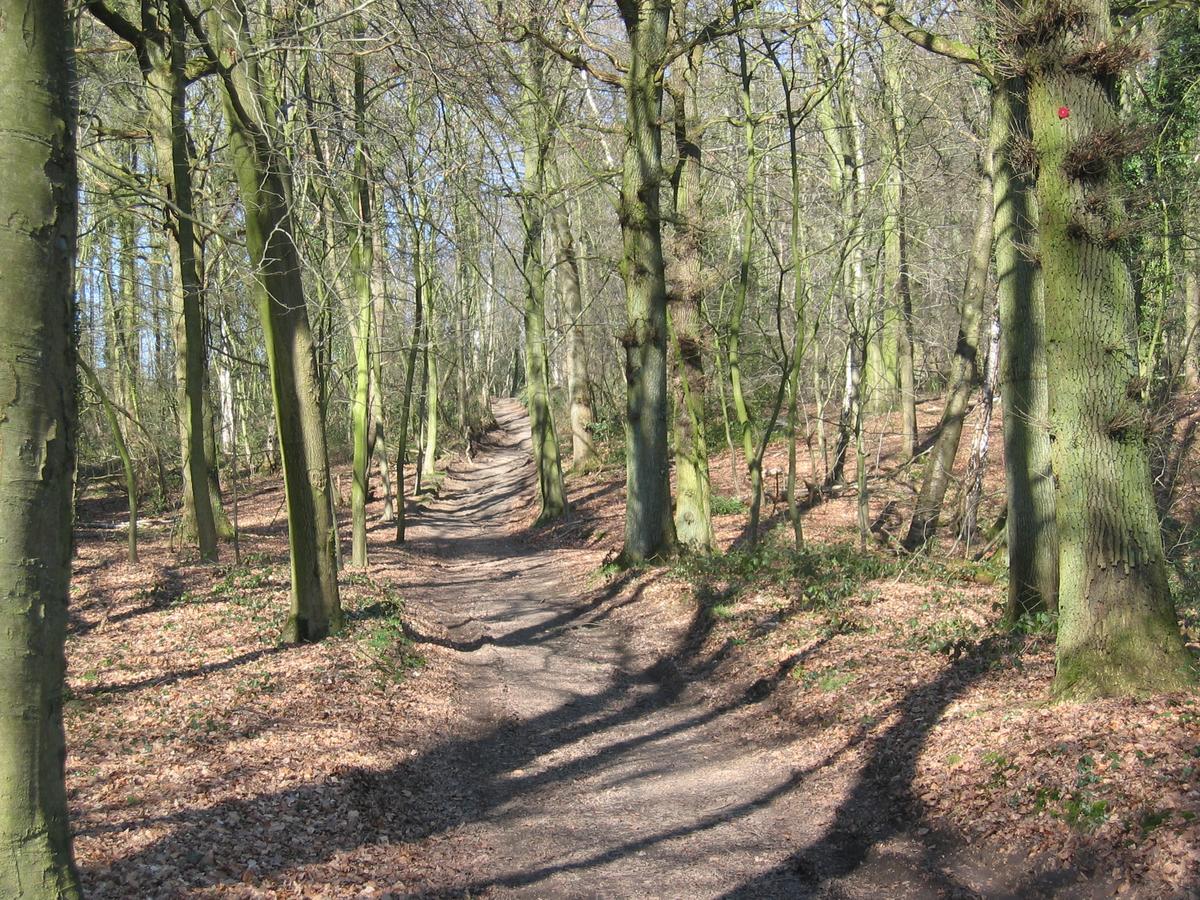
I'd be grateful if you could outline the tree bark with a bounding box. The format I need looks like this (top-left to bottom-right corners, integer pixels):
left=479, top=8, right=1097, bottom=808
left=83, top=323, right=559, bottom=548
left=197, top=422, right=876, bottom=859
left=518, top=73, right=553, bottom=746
left=0, top=0, right=84, bottom=887
left=666, top=15, right=713, bottom=552
left=549, top=162, right=599, bottom=472
left=617, top=0, right=676, bottom=562
left=1026, top=0, right=1192, bottom=696
left=142, top=0, right=220, bottom=561
left=208, top=0, right=342, bottom=641
left=350, top=31, right=373, bottom=568
left=993, top=78, right=1060, bottom=621
left=518, top=40, right=568, bottom=523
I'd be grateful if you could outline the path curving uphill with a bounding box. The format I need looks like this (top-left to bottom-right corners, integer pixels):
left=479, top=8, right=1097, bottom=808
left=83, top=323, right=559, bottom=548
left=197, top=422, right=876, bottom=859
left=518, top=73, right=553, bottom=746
left=394, top=399, right=1024, bottom=899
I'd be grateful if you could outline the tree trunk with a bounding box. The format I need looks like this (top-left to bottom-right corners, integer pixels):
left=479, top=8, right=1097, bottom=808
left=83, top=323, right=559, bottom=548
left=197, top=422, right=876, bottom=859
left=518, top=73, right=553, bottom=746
left=421, top=282, right=439, bottom=481
left=550, top=163, right=599, bottom=472
left=959, top=306, right=1001, bottom=549
left=903, top=96, right=996, bottom=550
left=350, top=35, right=373, bottom=568
left=729, top=31, right=762, bottom=504
left=993, top=78, right=1060, bottom=622
left=394, top=215, right=424, bottom=544
left=1184, top=262, right=1199, bottom=388
left=518, top=42, right=568, bottom=523
left=1025, top=0, right=1193, bottom=696
left=210, top=0, right=342, bottom=641
left=0, top=0, right=83, bottom=887
left=666, top=21, right=713, bottom=552
left=141, top=4, right=219, bottom=561
left=617, top=0, right=676, bottom=562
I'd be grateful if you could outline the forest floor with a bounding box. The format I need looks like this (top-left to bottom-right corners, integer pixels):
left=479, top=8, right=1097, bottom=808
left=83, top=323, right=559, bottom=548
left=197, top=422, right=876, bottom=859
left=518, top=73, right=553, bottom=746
left=67, top=399, right=1200, bottom=898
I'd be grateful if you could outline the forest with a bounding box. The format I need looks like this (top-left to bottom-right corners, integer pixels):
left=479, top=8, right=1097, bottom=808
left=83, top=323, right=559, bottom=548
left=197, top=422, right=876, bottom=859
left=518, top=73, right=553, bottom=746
left=2, top=0, right=1200, bottom=895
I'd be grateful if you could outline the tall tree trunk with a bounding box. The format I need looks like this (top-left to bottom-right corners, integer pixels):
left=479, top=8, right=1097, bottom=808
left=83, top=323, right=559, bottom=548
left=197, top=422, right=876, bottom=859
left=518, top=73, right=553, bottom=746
left=370, top=252, right=394, bottom=523
left=394, top=215, right=424, bottom=544
left=350, top=33, right=373, bottom=568
left=1025, top=0, right=1193, bottom=696
left=617, top=0, right=676, bottom=562
left=209, top=0, right=342, bottom=641
left=0, top=0, right=83, bottom=888
left=666, top=18, right=713, bottom=552
left=550, top=162, right=599, bottom=471
left=518, top=41, right=568, bottom=523
left=729, top=31, right=762, bottom=502
left=903, top=95, right=997, bottom=550
left=959, top=305, right=1001, bottom=549
left=420, top=281, right=439, bottom=481
left=1184, top=259, right=1199, bottom=388
left=141, top=1, right=219, bottom=561
left=884, top=40, right=916, bottom=457
left=993, top=78, right=1060, bottom=621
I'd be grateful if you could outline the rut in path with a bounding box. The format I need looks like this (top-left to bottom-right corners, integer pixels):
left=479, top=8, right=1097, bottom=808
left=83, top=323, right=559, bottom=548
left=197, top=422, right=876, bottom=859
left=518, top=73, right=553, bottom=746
left=395, top=400, right=1080, bottom=899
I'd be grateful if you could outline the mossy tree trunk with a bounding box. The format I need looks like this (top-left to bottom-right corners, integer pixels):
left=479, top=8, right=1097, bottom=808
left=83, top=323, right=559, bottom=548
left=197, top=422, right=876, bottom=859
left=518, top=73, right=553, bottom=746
left=993, top=78, right=1061, bottom=622
left=1185, top=257, right=1199, bottom=388
left=617, top=0, right=676, bottom=562
left=870, top=1, right=1061, bottom=617
left=666, top=15, right=713, bottom=553
left=207, top=0, right=342, bottom=641
left=728, top=31, right=764, bottom=503
left=549, top=160, right=598, bottom=472
left=1025, top=0, right=1193, bottom=696
left=0, top=0, right=84, bottom=889
left=394, top=211, right=424, bottom=544
left=143, top=1, right=221, bottom=560
left=350, top=30, right=373, bottom=568
left=420, top=280, right=439, bottom=483
left=518, top=38, right=568, bottom=524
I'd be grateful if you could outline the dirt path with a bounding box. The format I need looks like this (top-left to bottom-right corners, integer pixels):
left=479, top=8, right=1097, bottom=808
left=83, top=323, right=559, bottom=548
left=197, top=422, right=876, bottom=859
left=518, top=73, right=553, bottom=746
left=392, top=400, right=1026, bottom=899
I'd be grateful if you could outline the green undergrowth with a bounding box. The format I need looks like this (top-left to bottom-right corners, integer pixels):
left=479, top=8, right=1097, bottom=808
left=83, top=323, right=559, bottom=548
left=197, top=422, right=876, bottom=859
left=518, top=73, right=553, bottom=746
left=342, top=574, right=425, bottom=684
left=674, top=535, right=893, bottom=611
left=670, top=530, right=1051, bottom=667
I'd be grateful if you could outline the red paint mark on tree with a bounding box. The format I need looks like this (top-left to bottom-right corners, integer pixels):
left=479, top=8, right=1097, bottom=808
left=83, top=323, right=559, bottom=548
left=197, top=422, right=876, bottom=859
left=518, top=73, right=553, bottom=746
left=1058, top=106, right=1071, bottom=119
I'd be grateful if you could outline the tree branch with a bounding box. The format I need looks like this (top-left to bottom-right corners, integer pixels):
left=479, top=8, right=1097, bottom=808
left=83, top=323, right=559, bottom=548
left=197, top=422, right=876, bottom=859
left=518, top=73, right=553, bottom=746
left=868, top=1, right=995, bottom=84
left=84, top=0, right=144, bottom=51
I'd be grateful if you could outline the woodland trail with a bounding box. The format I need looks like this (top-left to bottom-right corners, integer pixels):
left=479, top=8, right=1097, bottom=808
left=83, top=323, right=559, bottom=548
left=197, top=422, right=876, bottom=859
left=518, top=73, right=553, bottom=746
left=392, top=400, right=1028, bottom=899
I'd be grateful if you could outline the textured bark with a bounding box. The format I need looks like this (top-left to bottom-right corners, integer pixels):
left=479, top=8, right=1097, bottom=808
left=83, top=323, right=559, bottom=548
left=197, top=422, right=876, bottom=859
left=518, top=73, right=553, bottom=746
left=959, top=307, right=1001, bottom=548
left=993, top=78, right=1060, bottom=621
left=350, top=37, right=373, bottom=568
left=1025, top=0, right=1192, bottom=696
left=549, top=165, right=598, bottom=472
left=394, top=217, right=424, bottom=544
left=1185, top=262, right=1199, bottom=388
left=903, top=100, right=997, bottom=550
left=210, top=0, right=342, bottom=641
left=666, top=21, right=713, bottom=552
left=142, top=2, right=219, bottom=561
left=617, top=0, right=676, bottom=562
left=728, top=31, right=763, bottom=509
left=420, top=287, right=439, bottom=482
left=0, top=0, right=83, bottom=888
left=518, top=42, right=568, bottom=523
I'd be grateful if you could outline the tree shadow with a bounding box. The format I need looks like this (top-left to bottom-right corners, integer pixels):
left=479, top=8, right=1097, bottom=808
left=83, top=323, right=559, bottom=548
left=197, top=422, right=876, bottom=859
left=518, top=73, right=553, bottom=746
left=719, top=636, right=1094, bottom=898
left=73, top=644, right=287, bottom=699
left=69, top=566, right=188, bottom=637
